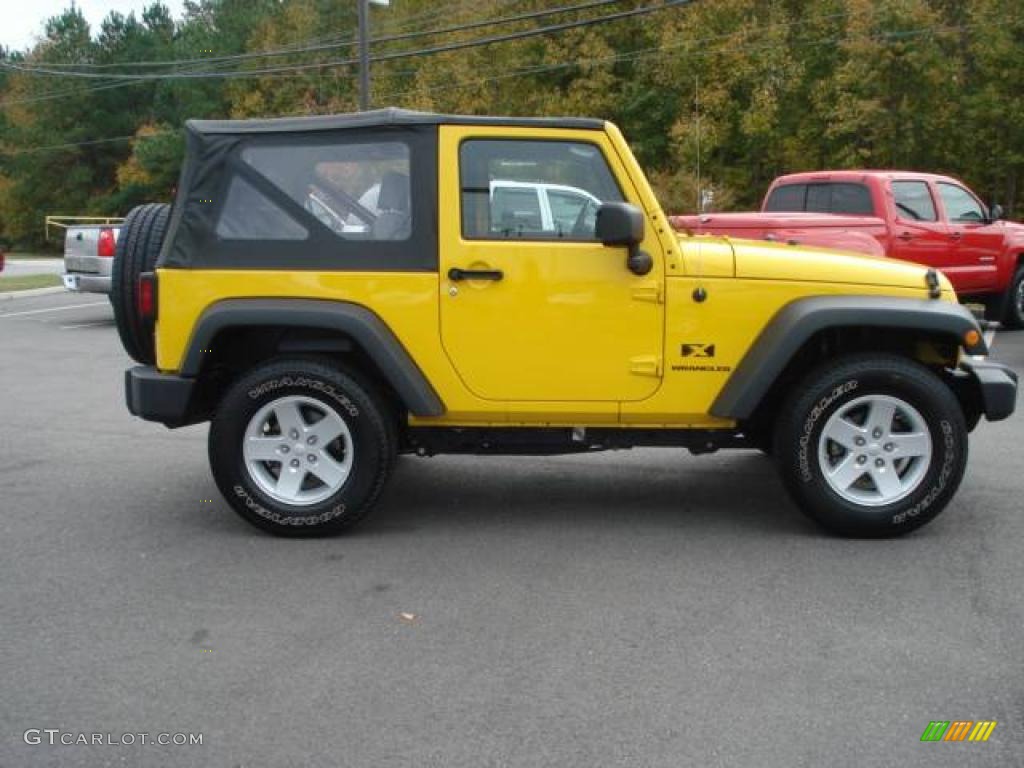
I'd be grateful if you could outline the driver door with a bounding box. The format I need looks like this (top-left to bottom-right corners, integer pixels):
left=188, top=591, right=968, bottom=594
left=437, top=126, right=665, bottom=403
left=888, top=179, right=950, bottom=272
left=936, top=181, right=1003, bottom=292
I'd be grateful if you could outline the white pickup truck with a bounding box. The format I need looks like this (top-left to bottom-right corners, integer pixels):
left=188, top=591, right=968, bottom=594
left=62, top=224, right=121, bottom=294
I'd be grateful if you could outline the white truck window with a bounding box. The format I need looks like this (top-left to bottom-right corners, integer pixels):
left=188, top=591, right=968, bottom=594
left=491, top=187, right=544, bottom=235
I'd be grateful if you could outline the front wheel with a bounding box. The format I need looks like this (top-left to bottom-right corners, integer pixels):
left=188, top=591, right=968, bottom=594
left=209, top=358, right=396, bottom=536
left=773, top=354, right=968, bottom=537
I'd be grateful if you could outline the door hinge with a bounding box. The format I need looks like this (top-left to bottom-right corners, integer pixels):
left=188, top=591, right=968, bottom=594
left=629, top=355, right=662, bottom=377
left=631, top=283, right=663, bottom=304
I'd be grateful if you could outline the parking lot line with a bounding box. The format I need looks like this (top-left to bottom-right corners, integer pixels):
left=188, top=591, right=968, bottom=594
left=0, top=301, right=107, bottom=319
left=984, top=328, right=997, bottom=350
left=59, top=321, right=110, bottom=330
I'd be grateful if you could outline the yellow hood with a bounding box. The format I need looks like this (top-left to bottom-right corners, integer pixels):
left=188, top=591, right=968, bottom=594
left=730, top=238, right=951, bottom=293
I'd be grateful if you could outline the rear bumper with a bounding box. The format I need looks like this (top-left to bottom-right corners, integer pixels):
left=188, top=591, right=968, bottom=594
left=959, top=359, right=1018, bottom=422
left=125, top=366, right=197, bottom=428
left=63, top=273, right=111, bottom=293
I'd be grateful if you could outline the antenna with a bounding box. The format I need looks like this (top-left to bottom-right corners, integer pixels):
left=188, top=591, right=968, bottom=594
left=692, top=75, right=705, bottom=293
left=695, top=75, right=701, bottom=213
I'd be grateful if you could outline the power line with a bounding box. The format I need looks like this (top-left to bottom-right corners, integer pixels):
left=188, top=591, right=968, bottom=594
left=0, top=0, right=693, bottom=81
left=0, top=2, right=489, bottom=107
left=0, top=1, right=648, bottom=107
left=3, top=15, right=992, bottom=156
left=373, top=7, right=863, bottom=101
left=30, top=0, right=624, bottom=72
left=372, top=0, right=478, bottom=35
left=0, top=23, right=349, bottom=107
left=379, top=16, right=995, bottom=103
left=2, top=131, right=169, bottom=155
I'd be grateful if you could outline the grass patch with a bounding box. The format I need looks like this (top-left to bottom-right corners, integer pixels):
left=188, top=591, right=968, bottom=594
left=0, top=274, right=63, bottom=291
left=5, top=252, right=62, bottom=260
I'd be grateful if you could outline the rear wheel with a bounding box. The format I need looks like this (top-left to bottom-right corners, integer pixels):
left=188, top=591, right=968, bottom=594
left=773, top=354, right=968, bottom=537
left=209, top=358, right=396, bottom=537
left=111, top=203, right=170, bottom=364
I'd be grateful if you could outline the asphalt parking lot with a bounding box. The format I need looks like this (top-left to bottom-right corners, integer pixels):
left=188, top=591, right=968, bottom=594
left=1, top=290, right=1021, bottom=768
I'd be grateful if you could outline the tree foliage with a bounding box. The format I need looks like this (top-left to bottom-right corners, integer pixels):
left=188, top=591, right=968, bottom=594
left=1, top=0, right=1022, bottom=247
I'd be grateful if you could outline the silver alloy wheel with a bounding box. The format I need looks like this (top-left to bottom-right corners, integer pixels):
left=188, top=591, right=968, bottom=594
left=243, top=395, right=354, bottom=506
left=1016, top=276, right=1024, bottom=317
left=817, top=394, right=932, bottom=507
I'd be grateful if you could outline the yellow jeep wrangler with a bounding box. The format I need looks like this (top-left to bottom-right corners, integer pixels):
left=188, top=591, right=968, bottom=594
left=113, top=109, right=1017, bottom=538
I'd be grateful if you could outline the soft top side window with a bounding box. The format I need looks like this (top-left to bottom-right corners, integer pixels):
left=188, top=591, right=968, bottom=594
left=216, top=176, right=308, bottom=241
left=240, top=141, right=412, bottom=241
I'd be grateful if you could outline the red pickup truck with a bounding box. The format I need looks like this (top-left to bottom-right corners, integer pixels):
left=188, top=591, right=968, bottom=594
left=671, top=171, right=1024, bottom=328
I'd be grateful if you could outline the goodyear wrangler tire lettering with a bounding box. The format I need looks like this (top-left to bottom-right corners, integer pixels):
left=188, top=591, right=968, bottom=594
left=892, top=421, right=956, bottom=526
left=774, top=354, right=968, bottom=538
left=247, top=377, right=360, bottom=417
left=233, top=485, right=344, bottom=526
left=798, top=381, right=859, bottom=483
left=210, top=359, right=394, bottom=537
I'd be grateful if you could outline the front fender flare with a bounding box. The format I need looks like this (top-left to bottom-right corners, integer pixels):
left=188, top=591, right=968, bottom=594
left=180, top=298, right=445, bottom=417
left=710, top=295, right=985, bottom=420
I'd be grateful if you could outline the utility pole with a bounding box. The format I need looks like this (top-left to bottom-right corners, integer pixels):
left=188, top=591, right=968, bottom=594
left=357, top=0, right=390, bottom=111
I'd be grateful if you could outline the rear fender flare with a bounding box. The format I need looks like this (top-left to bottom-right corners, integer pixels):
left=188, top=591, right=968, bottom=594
left=180, top=298, right=445, bottom=417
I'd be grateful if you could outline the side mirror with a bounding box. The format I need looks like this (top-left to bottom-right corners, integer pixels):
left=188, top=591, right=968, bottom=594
left=989, top=203, right=1004, bottom=222
left=596, top=202, right=652, bottom=275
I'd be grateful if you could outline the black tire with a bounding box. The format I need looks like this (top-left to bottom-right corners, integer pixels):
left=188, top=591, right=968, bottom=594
left=773, top=354, right=968, bottom=538
left=111, top=203, right=171, bottom=364
left=209, top=358, right=396, bottom=537
left=1001, top=265, right=1024, bottom=330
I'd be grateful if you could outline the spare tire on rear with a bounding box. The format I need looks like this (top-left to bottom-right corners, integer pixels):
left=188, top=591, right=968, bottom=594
left=111, top=203, right=171, bottom=365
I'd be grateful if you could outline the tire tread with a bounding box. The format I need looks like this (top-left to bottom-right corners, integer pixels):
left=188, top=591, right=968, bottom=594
left=111, top=203, right=171, bottom=364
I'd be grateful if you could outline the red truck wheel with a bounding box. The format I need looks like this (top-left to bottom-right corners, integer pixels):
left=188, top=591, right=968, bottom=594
left=1003, top=266, right=1024, bottom=329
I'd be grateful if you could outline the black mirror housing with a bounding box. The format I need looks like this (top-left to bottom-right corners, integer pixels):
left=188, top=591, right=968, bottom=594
left=596, top=202, right=644, bottom=247
left=596, top=202, right=651, bottom=275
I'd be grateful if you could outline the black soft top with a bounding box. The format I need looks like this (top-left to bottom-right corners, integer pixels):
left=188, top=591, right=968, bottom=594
left=162, top=107, right=607, bottom=271
left=186, top=107, right=606, bottom=136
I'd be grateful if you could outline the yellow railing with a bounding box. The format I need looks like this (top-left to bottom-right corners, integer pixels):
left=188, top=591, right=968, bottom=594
left=45, top=215, right=125, bottom=241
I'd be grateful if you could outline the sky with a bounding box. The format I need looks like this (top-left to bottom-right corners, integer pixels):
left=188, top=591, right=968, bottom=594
left=2, top=0, right=186, bottom=52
